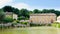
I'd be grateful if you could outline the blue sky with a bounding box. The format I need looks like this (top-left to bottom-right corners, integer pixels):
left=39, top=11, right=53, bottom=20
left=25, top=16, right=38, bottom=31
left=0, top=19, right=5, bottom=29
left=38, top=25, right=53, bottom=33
left=0, top=0, right=60, bottom=10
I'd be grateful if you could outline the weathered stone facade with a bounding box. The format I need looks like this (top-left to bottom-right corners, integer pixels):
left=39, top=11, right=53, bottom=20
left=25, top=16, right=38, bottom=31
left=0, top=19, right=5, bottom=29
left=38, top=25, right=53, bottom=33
left=30, top=13, right=56, bottom=24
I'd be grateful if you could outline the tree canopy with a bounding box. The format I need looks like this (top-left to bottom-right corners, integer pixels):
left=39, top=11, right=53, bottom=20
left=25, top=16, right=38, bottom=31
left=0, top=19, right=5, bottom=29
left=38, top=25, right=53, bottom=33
left=3, top=6, right=13, bottom=12
left=1, top=6, right=60, bottom=20
left=0, top=5, right=60, bottom=23
left=0, top=9, right=5, bottom=23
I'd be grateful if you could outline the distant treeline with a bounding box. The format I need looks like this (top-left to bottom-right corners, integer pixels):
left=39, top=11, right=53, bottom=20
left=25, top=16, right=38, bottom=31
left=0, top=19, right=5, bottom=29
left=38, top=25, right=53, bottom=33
left=1, top=6, right=60, bottom=19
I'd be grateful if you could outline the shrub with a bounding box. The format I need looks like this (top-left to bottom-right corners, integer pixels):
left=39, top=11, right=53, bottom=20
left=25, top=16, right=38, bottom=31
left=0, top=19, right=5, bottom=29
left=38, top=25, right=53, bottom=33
left=0, top=25, right=7, bottom=29
left=52, top=23, right=57, bottom=27
left=30, top=23, right=45, bottom=26
left=52, top=22, right=60, bottom=28
left=3, top=16, right=13, bottom=23
left=0, top=25, right=2, bottom=29
left=12, top=20, right=17, bottom=25
left=17, top=17, right=25, bottom=20
left=16, top=20, right=20, bottom=23
left=20, top=22, right=28, bottom=25
left=47, top=24, right=51, bottom=26
left=13, top=20, right=20, bottom=23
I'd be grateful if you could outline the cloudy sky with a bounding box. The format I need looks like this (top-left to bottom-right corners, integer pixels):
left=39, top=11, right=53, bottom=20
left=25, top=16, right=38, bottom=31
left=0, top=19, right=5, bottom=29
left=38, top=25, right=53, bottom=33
left=0, top=0, right=60, bottom=10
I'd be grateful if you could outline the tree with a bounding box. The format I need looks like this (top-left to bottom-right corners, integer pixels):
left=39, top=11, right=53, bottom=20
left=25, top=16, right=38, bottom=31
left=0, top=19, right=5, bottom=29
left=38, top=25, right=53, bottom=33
left=3, top=6, right=13, bottom=12
left=3, top=6, right=20, bottom=15
left=17, top=17, right=24, bottom=20
left=20, top=9, right=29, bottom=18
left=29, top=11, right=33, bottom=14
left=42, top=9, right=49, bottom=13
left=54, top=10, right=60, bottom=16
left=3, top=16, right=13, bottom=23
left=0, top=9, right=5, bottom=23
left=13, top=8, right=19, bottom=14
left=32, top=9, right=60, bottom=17
left=33, top=9, right=40, bottom=13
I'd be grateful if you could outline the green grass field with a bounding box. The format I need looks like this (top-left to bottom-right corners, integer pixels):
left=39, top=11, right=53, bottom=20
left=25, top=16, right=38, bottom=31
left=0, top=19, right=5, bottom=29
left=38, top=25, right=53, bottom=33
left=0, top=26, right=60, bottom=34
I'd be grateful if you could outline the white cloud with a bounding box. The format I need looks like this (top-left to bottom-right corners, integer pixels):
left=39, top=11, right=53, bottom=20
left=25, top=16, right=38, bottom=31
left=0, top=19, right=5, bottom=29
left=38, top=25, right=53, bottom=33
left=0, top=0, right=60, bottom=11
left=0, top=0, right=13, bottom=8
left=0, top=0, right=33, bottom=10
left=12, top=3, right=32, bottom=10
left=12, top=2, right=60, bottom=11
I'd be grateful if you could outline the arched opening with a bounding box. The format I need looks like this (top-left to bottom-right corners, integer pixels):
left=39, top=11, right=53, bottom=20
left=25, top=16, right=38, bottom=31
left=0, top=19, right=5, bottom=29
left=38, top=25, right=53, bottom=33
left=51, top=19, right=53, bottom=23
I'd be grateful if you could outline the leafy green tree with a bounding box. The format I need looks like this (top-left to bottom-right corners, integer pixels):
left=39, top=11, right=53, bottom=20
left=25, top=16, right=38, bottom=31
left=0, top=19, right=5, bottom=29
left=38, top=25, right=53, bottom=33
left=54, top=10, right=60, bottom=16
left=20, top=9, right=29, bottom=18
left=3, top=16, right=13, bottom=23
left=33, top=9, right=60, bottom=17
left=42, top=9, right=49, bottom=13
left=3, top=6, right=13, bottom=12
left=2, top=5, right=60, bottom=18
left=0, top=9, right=5, bottom=23
left=3, top=6, right=20, bottom=15
left=17, top=17, right=23, bottom=20
left=29, top=11, right=33, bottom=14
left=13, top=8, right=19, bottom=14
left=33, top=9, right=40, bottom=13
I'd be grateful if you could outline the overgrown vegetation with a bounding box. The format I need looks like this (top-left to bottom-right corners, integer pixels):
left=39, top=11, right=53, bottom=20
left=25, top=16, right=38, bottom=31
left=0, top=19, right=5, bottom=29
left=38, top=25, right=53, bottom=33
left=0, top=6, right=60, bottom=28
left=52, top=22, right=60, bottom=28
left=2, top=6, right=60, bottom=20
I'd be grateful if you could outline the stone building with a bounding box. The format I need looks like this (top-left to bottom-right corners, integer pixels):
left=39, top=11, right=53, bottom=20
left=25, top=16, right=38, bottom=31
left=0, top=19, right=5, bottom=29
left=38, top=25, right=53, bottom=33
left=13, top=14, right=17, bottom=20
left=5, top=12, right=17, bottom=20
left=56, top=16, right=60, bottom=22
left=5, top=12, right=13, bottom=17
left=30, top=13, right=56, bottom=24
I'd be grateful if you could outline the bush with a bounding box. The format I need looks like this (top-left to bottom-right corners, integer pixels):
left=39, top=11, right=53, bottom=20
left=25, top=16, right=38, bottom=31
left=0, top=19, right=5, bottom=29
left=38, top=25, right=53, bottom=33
left=17, top=17, right=22, bottom=20
left=18, top=16, right=29, bottom=20
left=16, top=20, right=20, bottom=23
left=20, top=22, right=28, bottom=25
left=30, top=23, right=52, bottom=27
left=30, top=23, right=46, bottom=26
left=25, top=17, right=29, bottom=20
left=0, top=25, right=2, bottom=29
left=52, top=23, right=57, bottom=27
left=52, top=22, right=60, bottom=28
left=30, top=23, right=37, bottom=26
left=0, top=25, right=7, bottom=29
left=47, top=24, right=51, bottom=26
left=12, top=20, right=20, bottom=26
left=13, top=20, right=20, bottom=23
left=17, top=17, right=25, bottom=20
left=13, top=20, right=17, bottom=25
left=3, top=16, right=13, bottom=23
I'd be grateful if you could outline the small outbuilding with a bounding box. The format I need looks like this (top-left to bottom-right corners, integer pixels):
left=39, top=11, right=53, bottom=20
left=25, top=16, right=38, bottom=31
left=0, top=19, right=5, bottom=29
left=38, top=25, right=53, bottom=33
left=56, top=16, right=60, bottom=22
left=13, top=14, right=18, bottom=20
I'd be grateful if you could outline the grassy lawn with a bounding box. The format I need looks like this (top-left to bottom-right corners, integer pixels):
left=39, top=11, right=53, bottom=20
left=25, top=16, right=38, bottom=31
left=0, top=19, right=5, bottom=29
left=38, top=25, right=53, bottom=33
left=0, top=26, right=60, bottom=34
